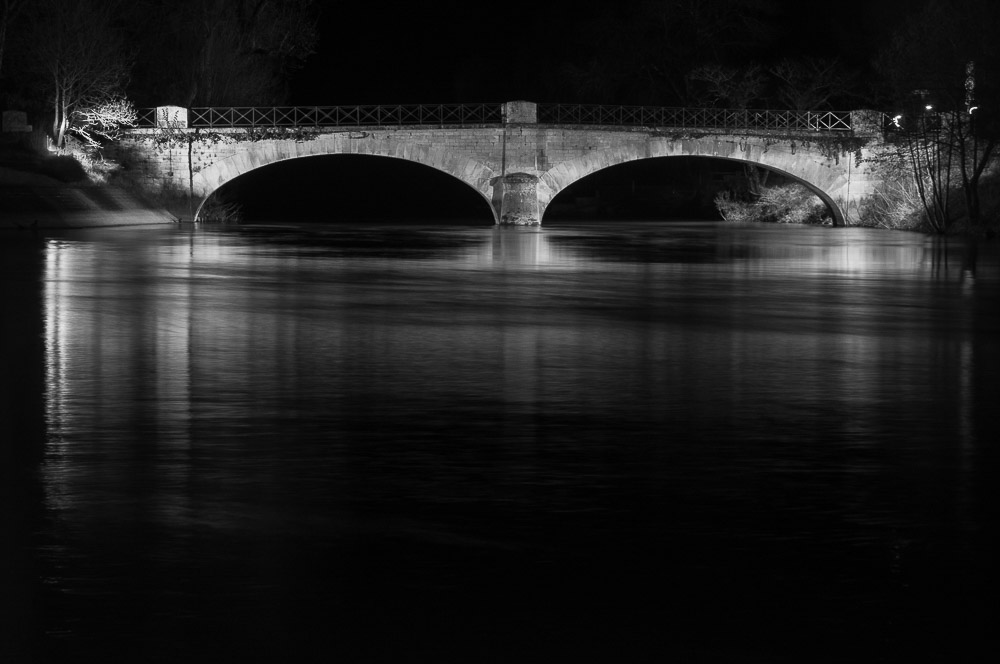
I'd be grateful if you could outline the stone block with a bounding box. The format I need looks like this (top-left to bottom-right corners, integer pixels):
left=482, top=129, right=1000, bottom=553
left=2, top=110, right=31, bottom=132
left=504, top=101, right=537, bottom=124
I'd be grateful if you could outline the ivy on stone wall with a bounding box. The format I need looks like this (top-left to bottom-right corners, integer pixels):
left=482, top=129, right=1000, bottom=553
left=737, top=132, right=870, bottom=166
left=803, top=135, right=870, bottom=166
left=123, top=127, right=226, bottom=150
left=236, top=126, right=321, bottom=142
left=647, top=129, right=871, bottom=166
left=125, top=125, right=322, bottom=151
left=650, top=130, right=711, bottom=142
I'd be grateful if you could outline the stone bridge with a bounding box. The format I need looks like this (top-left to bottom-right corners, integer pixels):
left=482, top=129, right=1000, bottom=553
left=115, top=101, right=886, bottom=225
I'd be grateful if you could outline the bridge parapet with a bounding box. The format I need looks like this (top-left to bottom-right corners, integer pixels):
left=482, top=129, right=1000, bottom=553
left=536, top=104, right=862, bottom=134
left=135, top=102, right=879, bottom=136
left=138, top=104, right=505, bottom=128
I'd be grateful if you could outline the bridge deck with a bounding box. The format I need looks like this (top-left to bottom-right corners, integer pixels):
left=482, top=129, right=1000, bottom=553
left=136, top=104, right=855, bottom=132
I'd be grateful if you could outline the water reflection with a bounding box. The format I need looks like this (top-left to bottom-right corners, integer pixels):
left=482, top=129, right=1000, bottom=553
left=31, top=222, right=1000, bottom=662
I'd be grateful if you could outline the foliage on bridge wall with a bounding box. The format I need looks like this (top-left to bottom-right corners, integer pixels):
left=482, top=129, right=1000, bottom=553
left=646, top=129, right=871, bottom=166
left=130, top=125, right=322, bottom=151
left=801, top=135, right=870, bottom=166
left=758, top=133, right=870, bottom=166
left=234, top=126, right=322, bottom=143
left=853, top=153, right=926, bottom=231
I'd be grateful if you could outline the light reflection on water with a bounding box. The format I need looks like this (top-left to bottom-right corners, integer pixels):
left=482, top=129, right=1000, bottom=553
left=23, top=222, right=1000, bottom=661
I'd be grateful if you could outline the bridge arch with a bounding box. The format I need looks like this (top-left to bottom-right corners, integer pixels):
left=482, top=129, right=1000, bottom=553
left=543, top=154, right=842, bottom=223
left=191, top=138, right=499, bottom=222
left=540, top=134, right=860, bottom=225
left=122, top=103, right=881, bottom=225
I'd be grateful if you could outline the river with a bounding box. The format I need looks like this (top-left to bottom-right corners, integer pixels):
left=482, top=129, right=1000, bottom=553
left=2, top=220, right=998, bottom=663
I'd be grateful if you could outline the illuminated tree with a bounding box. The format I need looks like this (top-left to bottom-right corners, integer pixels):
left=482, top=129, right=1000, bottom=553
left=21, top=0, right=132, bottom=147
left=70, top=96, right=138, bottom=149
left=874, top=0, right=1000, bottom=230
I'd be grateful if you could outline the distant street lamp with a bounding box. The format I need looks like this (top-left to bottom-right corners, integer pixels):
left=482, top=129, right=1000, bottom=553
left=965, top=60, right=975, bottom=113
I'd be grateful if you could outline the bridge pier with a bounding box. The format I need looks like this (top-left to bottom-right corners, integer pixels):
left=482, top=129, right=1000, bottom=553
left=492, top=173, right=543, bottom=225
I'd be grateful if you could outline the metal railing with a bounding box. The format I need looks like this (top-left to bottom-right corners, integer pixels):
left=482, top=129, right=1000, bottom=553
left=536, top=104, right=853, bottom=131
left=135, top=106, right=159, bottom=127
left=135, top=104, right=504, bottom=128
left=134, top=103, right=854, bottom=132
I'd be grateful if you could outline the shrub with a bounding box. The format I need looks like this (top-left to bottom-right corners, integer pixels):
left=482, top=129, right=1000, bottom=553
left=198, top=198, right=243, bottom=223
left=757, top=184, right=829, bottom=224
left=714, top=190, right=757, bottom=222
left=855, top=177, right=926, bottom=231
left=37, top=155, right=88, bottom=183
left=715, top=184, right=830, bottom=225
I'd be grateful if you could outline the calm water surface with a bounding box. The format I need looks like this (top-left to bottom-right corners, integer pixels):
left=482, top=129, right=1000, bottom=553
left=2, top=221, right=998, bottom=663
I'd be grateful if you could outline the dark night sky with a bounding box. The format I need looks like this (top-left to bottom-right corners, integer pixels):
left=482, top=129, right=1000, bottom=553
left=286, top=0, right=911, bottom=106
left=287, top=2, right=576, bottom=104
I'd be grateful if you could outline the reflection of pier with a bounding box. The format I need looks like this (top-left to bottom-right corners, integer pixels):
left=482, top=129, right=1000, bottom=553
left=461, top=225, right=951, bottom=271
left=489, top=228, right=552, bottom=266
left=460, top=226, right=592, bottom=268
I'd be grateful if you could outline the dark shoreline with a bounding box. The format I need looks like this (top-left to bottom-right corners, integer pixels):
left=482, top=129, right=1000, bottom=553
left=1, top=165, right=176, bottom=230
left=0, top=137, right=177, bottom=230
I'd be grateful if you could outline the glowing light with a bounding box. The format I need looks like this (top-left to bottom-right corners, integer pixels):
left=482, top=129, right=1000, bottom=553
left=925, top=104, right=934, bottom=111
left=965, top=60, right=976, bottom=112
left=969, top=106, right=979, bottom=115
left=891, top=114, right=903, bottom=128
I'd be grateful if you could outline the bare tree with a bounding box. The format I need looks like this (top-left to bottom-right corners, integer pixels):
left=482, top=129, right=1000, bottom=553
left=555, top=58, right=620, bottom=104
left=626, top=0, right=778, bottom=105
left=900, top=118, right=955, bottom=232
left=769, top=57, right=854, bottom=110
left=70, top=96, right=138, bottom=149
left=874, top=0, right=999, bottom=230
left=539, top=0, right=780, bottom=106
left=24, top=0, right=132, bottom=147
left=689, top=64, right=765, bottom=108
left=128, top=0, right=317, bottom=107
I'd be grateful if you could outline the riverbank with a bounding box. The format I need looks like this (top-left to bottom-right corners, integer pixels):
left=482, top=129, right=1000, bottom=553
left=715, top=181, right=1000, bottom=237
left=0, top=143, right=176, bottom=230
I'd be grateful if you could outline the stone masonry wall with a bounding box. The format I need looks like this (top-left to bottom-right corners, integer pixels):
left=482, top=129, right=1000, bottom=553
left=113, top=121, right=883, bottom=224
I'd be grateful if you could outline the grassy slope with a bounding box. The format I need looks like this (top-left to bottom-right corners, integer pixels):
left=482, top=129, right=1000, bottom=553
left=0, top=142, right=176, bottom=229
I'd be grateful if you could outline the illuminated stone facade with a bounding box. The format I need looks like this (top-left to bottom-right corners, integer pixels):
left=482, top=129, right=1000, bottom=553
left=114, top=103, right=884, bottom=224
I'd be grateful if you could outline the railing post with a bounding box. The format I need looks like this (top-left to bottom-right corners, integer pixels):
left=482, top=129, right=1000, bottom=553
left=155, top=106, right=188, bottom=128
left=502, top=101, right=537, bottom=124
